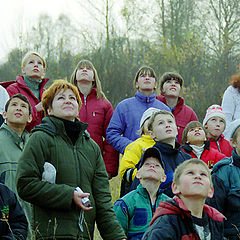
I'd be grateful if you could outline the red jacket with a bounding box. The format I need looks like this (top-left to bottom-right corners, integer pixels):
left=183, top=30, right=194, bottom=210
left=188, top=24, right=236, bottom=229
left=157, top=95, right=198, bottom=144
left=1, top=75, right=49, bottom=132
left=79, top=88, right=119, bottom=177
left=208, top=134, right=233, bottom=157
left=181, top=142, right=226, bottom=168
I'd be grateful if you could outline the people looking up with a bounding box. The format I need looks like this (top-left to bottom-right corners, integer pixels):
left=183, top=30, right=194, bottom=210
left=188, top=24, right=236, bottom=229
left=1, top=52, right=49, bottom=132
left=142, top=159, right=225, bottom=240
left=222, top=72, right=240, bottom=139
left=16, top=80, right=126, bottom=240
left=203, top=104, right=233, bottom=157
left=208, top=119, right=240, bottom=239
left=181, top=121, right=226, bottom=169
left=114, top=147, right=169, bottom=239
left=106, top=66, right=170, bottom=154
left=70, top=59, right=119, bottom=178
left=157, top=72, right=198, bottom=144
left=119, top=107, right=159, bottom=196
left=131, top=110, right=191, bottom=197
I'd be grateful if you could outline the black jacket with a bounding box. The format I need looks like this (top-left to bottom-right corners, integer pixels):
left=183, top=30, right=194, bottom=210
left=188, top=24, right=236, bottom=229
left=0, top=183, right=28, bottom=239
left=142, top=197, right=225, bottom=240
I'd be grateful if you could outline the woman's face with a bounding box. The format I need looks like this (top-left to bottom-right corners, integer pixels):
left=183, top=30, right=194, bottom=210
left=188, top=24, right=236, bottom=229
left=22, top=55, right=45, bottom=79
left=76, top=66, right=94, bottom=84
left=136, top=71, right=156, bottom=95
left=47, top=88, right=79, bottom=121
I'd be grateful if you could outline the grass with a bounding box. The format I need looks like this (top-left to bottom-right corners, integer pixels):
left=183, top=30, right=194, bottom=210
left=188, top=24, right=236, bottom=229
left=94, top=173, right=121, bottom=240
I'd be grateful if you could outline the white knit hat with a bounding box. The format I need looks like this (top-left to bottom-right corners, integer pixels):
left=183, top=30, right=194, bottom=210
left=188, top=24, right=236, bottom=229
left=140, top=107, right=160, bottom=128
left=228, top=119, right=240, bottom=139
left=203, top=104, right=226, bottom=127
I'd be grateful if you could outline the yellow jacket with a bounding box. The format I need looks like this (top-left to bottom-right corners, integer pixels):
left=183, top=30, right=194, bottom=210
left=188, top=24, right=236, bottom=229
left=119, top=135, right=155, bottom=181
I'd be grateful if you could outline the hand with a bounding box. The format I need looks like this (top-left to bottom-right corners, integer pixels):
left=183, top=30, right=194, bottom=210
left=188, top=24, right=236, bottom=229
left=73, top=191, right=93, bottom=211
left=35, top=102, right=43, bottom=112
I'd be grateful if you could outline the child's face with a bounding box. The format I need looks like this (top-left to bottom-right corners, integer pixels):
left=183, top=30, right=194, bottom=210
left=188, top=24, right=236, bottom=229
left=186, top=126, right=206, bottom=145
left=205, top=117, right=225, bottom=139
left=22, top=54, right=45, bottom=79
left=136, top=71, right=156, bottom=94
left=172, top=163, right=213, bottom=199
left=149, top=114, right=177, bottom=142
left=162, top=79, right=181, bottom=98
left=137, top=157, right=166, bottom=182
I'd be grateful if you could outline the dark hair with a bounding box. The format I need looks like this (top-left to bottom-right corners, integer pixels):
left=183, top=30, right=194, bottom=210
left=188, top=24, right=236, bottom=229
left=230, top=73, right=240, bottom=93
left=160, top=72, right=184, bottom=94
left=5, top=93, right=31, bottom=114
left=182, top=121, right=207, bottom=144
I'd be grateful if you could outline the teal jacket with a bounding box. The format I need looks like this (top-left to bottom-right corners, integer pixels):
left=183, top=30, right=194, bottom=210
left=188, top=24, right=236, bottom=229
left=113, top=184, right=169, bottom=239
left=16, top=116, right=125, bottom=240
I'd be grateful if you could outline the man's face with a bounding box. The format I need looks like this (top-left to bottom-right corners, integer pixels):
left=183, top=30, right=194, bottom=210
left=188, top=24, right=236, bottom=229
left=3, top=98, right=32, bottom=127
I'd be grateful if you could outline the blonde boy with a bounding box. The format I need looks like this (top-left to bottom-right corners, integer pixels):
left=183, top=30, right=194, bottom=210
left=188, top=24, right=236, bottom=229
left=142, top=159, right=225, bottom=240
left=131, top=110, right=191, bottom=197
left=114, top=147, right=169, bottom=240
left=203, top=104, right=233, bottom=157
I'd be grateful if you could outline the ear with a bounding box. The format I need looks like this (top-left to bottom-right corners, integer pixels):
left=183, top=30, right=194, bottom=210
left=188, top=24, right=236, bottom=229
left=27, top=114, right=33, bottom=123
left=47, top=107, right=52, bottom=116
left=2, top=111, right=7, bottom=120
left=172, top=182, right=181, bottom=195
left=161, top=174, right=167, bottom=183
left=149, top=130, right=155, bottom=140
left=207, top=186, right=214, bottom=198
left=21, top=66, right=26, bottom=75
left=136, top=170, right=141, bottom=179
left=135, top=82, right=139, bottom=89
left=230, top=138, right=236, bottom=148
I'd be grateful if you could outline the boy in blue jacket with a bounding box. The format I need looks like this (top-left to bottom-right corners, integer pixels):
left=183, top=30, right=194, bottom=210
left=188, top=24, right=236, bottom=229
left=114, top=147, right=169, bottom=239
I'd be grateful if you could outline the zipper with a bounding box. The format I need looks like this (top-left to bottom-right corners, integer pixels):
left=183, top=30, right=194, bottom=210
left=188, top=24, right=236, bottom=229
left=84, top=95, right=87, bottom=122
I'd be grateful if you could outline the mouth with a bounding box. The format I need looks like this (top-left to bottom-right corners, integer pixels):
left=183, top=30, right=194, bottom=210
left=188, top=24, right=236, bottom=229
left=170, top=87, right=176, bottom=91
left=193, top=181, right=203, bottom=185
left=15, top=113, right=22, bottom=117
left=166, top=129, right=172, bottom=134
left=194, top=132, right=200, bottom=136
left=148, top=169, right=156, bottom=173
left=33, top=69, right=39, bottom=72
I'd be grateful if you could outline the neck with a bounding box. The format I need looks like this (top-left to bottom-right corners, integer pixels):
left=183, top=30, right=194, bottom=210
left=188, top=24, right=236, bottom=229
left=78, top=82, right=93, bottom=96
left=207, top=133, right=220, bottom=140
left=179, top=195, right=205, bottom=218
left=139, top=89, right=154, bottom=97
left=141, top=179, right=161, bottom=205
left=190, top=142, right=205, bottom=147
left=160, top=138, right=175, bottom=148
left=165, top=96, right=178, bottom=109
left=6, top=123, right=25, bottom=137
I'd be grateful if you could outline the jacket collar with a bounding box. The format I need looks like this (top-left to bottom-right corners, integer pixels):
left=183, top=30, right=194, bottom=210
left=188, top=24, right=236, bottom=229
left=157, top=94, right=184, bottom=110
left=16, top=75, right=49, bottom=89
left=181, top=140, right=210, bottom=153
left=135, top=90, right=156, bottom=103
left=231, top=149, right=240, bottom=168
left=154, top=141, right=180, bottom=154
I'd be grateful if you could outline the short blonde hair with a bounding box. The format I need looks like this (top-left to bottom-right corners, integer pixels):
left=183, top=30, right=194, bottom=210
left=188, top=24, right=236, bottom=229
left=21, top=52, right=46, bottom=69
left=148, top=110, right=175, bottom=131
left=42, top=80, right=82, bottom=116
left=173, top=158, right=213, bottom=187
left=70, top=59, right=106, bottom=100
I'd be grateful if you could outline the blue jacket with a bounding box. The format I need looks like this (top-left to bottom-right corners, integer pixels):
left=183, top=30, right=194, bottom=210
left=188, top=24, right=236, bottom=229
left=0, top=183, right=28, bottom=239
left=106, top=91, right=170, bottom=154
left=207, top=150, right=240, bottom=239
left=113, top=184, right=169, bottom=240
left=131, top=142, right=191, bottom=197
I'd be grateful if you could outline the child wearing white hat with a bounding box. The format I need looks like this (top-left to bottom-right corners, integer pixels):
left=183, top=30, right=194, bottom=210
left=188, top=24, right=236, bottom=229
left=203, top=104, right=233, bottom=157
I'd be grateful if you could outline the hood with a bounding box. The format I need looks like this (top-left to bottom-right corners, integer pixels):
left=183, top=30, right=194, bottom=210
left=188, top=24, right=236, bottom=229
left=150, top=196, right=225, bottom=226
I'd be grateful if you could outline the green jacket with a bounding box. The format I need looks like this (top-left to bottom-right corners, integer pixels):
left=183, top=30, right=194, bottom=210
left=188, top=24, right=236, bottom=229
left=16, top=116, right=126, bottom=240
left=0, top=123, right=32, bottom=239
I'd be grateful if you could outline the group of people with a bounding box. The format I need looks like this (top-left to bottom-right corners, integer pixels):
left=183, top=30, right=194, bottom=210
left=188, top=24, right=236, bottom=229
left=0, top=51, right=240, bottom=240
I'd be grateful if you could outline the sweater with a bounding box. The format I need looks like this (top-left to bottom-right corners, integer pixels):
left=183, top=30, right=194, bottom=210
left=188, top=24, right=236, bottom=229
left=106, top=90, right=170, bottom=154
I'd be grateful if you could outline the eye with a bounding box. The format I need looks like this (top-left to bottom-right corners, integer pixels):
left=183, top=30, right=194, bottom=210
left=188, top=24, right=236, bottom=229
left=29, top=60, right=34, bottom=64
left=38, top=61, right=42, bottom=65
left=70, top=96, right=76, bottom=100
left=211, top=118, right=216, bottom=122
left=186, top=171, right=193, bottom=175
left=21, top=104, right=27, bottom=108
left=220, top=120, right=224, bottom=123
left=174, top=80, right=179, bottom=84
left=168, top=119, right=173, bottom=123
left=189, top=128, right=194, bottom=132
left=57, top=96, right=64, bottom=100
left=11, top=102, right=17, bottom=106
left=200, top=172, right=207, bottom=177
left=144, top=162, right=150, bottom=166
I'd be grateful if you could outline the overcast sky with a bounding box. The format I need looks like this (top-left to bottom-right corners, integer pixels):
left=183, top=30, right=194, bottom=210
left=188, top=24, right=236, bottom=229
left=0, top=0, right=123, bottom=63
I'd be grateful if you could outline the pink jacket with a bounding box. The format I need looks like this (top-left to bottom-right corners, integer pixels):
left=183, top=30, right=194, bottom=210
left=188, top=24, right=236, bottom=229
left=157, top=95, right=198, bottom=144
left=1, top=75, right=49, bottom=132
left=79, top=88, right=119, bottom=177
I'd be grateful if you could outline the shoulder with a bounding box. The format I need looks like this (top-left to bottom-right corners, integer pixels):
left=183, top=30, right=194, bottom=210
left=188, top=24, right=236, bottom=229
left=212, top=157, right=232, bottom=174
left=224, top=85, right=238, bottom=95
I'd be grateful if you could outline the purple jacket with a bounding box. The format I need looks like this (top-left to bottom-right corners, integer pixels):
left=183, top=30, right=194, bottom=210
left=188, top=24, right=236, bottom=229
left=106, top=91, right=170, bottom=154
